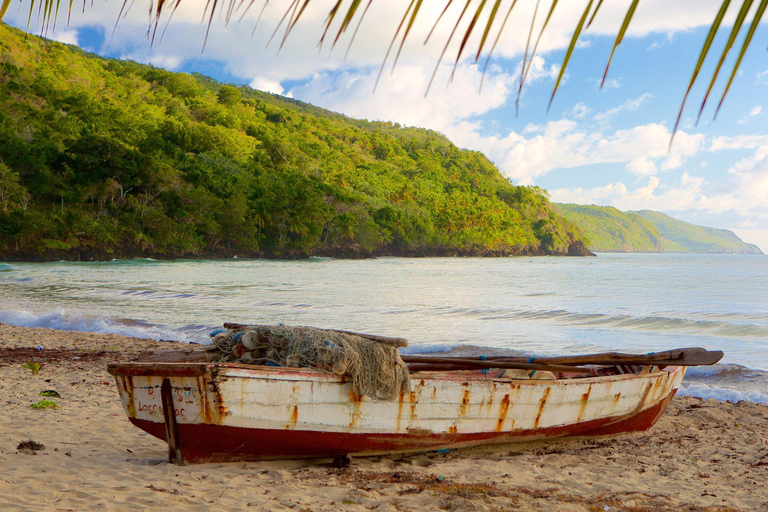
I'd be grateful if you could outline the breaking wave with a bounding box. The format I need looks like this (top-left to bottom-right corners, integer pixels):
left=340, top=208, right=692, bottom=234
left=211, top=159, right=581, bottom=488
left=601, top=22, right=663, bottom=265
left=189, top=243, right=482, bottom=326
left=0, top=309, right=210, bottom=344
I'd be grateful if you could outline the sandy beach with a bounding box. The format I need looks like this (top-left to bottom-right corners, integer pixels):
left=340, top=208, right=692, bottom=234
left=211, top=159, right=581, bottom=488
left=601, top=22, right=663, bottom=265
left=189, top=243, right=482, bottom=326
left=1, top=323, right=767, bottom=512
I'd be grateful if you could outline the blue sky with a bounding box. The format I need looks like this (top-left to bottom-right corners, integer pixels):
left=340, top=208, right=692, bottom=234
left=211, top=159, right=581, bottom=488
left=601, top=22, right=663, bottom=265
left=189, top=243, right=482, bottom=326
left=5, top=0, right=768, bottom=251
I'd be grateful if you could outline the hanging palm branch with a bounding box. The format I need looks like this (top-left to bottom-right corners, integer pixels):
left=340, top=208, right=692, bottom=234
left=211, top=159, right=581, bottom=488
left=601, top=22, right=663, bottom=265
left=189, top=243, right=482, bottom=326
left=2, top=0, right=765, bottom=145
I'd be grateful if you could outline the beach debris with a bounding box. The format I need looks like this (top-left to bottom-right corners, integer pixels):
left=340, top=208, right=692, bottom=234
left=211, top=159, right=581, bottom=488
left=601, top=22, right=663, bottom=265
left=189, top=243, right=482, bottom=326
left=22, top=361, right=41, bottom=375
left=17, top=439, right=44, bottom=454
left=146, top=484, right=179, bottom=495
left=39, top=390, right=61, bottom=398
left=333, top=455, right=352, bottom=468
left=30, top=399, right=60, bottom=409
left=35, top=344, right=43, bottom=351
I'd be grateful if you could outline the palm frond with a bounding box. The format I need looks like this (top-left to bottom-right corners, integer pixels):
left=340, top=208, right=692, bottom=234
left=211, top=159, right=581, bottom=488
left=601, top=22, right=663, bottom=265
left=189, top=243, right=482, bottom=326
left=714, top=0, right=767, bottom=120
left=670, top=0, right=731, bottom=149
left=695, top=0, right=753, bottom=125
left=1, top=0, right=765, bottom=148
left=549, top=0, right=592, bottom=112
left=601, top=0, right=639, bottom=88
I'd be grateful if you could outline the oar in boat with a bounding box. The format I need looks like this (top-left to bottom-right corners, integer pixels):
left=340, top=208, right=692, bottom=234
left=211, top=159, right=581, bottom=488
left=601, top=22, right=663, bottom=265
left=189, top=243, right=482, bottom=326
left=401, top=347, right=724, bottom=368
left=402, top=357, right=594, bottom=374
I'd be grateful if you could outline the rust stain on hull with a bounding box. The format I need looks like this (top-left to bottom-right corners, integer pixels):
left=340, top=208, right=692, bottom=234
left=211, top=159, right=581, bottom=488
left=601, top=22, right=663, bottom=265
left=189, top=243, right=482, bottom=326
left=534, top=387, right=551, bottom=429
left=349, top=388, right=363, bottom=428
left=287, top=406, right=299, bottom=429
left=458, top=390, right=471, bottom=418
left=396, top=390, right=405, bottom=432
left=496, top=394, right=510, bottom=432
left=577, top=385, right=592, bottom=422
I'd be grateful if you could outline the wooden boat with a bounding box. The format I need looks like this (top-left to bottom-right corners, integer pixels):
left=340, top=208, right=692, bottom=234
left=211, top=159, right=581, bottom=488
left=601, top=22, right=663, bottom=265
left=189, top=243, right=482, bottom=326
left=106, top=345, right=721, bottom=464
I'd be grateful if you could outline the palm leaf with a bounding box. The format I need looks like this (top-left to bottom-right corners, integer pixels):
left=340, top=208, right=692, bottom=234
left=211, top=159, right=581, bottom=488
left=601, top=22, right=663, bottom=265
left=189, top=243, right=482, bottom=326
left=425, top=0, right=471, bottom=95
left=394, top=0, right=423, bottom=69
left=669, top=0, right=731, bottom=148
left=548, top=0, right=593, bottom=112
left=601, top=0, right=639, bottom=88
left=695, top=0, right=754, bottom=123
left=332, top=0, right=363, bottom=49
left=480, top=0, right=518, bottom=92
left=515, top=0, right=541, bottom=116
left=0, top=0, right=12, bottom=21
left=475, top=0, right=501, bottom=62
left=451, top=0, right=487, bottom=82
left=373, top=0, right=414, bottom=90
left=424, top=0, right=453, bottom=44
left=319, top=0, right=344, bottom=48
left=586, top=0, right=604, bottom=29
left=714, top=0, right=768, bottom=120
left=517, top=0, right=559, bottom=112
left=344, top=0, right=374, bottom=59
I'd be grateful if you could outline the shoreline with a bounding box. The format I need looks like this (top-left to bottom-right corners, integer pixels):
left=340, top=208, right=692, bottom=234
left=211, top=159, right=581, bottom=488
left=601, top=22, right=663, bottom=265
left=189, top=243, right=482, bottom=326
left=1, top=324, right=767, bottom=511
left=0, top=241, right=596, bottom=263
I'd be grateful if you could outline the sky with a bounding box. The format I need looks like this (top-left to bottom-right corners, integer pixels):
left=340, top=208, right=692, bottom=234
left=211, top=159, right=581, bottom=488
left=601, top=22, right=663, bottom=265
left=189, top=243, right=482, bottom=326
left=5, top=0, right=768, bottom=251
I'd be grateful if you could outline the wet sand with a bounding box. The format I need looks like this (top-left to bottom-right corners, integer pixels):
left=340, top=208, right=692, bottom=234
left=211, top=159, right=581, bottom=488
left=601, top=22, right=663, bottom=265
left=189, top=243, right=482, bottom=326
left=1, top=324, right=767, bottom=511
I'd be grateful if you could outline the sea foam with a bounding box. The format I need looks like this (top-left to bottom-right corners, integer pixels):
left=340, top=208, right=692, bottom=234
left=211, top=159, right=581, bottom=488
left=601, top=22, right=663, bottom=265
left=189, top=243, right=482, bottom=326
left=0, top=309, right=209, bottom=344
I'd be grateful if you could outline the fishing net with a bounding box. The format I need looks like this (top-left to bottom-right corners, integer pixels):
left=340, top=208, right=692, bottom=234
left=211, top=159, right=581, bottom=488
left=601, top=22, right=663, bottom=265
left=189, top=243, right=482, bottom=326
left=210, top=325, right=410, bottom=401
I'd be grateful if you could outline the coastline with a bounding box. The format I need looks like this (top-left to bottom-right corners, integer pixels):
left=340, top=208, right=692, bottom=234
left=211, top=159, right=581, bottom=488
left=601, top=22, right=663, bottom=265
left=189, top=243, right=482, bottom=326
left=1, top=324, right=767, bottom=511
left=0, top=240, right=595, bottom=262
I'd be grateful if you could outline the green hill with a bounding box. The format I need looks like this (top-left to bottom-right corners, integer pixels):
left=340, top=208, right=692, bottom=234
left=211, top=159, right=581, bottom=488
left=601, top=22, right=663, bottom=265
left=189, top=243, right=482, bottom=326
left=556, top=204, right=762, bottom=254
left=0, top=23, right=585, bottom=261
left=635, top=210, right=763, bottom=254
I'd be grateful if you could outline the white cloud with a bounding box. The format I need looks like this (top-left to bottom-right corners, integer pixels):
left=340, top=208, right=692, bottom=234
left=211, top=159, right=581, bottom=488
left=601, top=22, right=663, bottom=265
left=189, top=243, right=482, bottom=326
left=568, top=102, right=592, bottom=120
left=120, top=53, right=182, bottom=70
left=470, top=121, right=703, bottom=184
left=288, top=61, right=516, bottom=137
left=627, top=156, right=658, bottom=176
left=710, top=135, right=768, bottom=151
left=549, top=182, right=628, bottom=204
left=49, top=29, right=78, bottom=45
left=594, top=93, right=653, bottom=123
left=749, top=106, right=762, bottom=117
left=250, top=77, right=285, bottom=95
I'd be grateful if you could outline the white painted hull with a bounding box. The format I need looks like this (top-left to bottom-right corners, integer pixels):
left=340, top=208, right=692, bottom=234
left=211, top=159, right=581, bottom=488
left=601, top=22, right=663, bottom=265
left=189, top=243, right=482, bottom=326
left=108, top=362, right=685, bottom=462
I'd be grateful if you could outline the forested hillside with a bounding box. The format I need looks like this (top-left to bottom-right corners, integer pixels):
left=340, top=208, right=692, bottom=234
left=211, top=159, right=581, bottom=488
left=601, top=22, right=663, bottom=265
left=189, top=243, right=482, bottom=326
left=635, top=210, right=763, bottom=254
left=554, top=204, right=667, bottom=252
left=556, top=204, right=762, bottom=254
left=0, top=24, right=586, bottom=261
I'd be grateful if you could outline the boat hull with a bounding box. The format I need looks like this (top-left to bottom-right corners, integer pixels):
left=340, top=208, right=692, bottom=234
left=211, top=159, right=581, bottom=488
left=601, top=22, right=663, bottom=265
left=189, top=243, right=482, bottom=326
left=107, top=363, right=684, bottom=463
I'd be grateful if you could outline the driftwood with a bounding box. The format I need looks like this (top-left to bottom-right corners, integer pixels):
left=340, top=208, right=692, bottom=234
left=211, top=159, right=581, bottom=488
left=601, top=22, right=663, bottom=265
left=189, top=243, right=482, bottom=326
left=222, top=323, right=408, bottom=348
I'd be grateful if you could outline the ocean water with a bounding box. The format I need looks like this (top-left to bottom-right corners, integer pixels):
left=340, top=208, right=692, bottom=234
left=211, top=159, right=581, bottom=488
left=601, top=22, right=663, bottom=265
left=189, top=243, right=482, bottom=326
left=1, top=254, right=766, bottom=403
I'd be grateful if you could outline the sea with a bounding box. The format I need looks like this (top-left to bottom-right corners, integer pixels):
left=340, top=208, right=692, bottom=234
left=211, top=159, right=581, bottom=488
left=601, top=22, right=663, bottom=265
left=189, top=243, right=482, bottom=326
left=1, top=253, right=766, bottom=404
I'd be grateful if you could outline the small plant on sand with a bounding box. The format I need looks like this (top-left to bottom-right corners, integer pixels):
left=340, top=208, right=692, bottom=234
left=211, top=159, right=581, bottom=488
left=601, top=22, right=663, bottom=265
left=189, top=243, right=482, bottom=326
left=30, top=400, right=60, bottom=409
left=22, top=361, right=41, bottom=375
left=39, top=390, right=61, bottom=398
left=17, top=439, right=45, bottom=451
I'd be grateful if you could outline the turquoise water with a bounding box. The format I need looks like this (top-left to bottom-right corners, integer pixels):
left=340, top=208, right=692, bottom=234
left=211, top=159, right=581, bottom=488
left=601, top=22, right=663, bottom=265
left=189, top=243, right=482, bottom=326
left=1, top=254, right=766, bottom=402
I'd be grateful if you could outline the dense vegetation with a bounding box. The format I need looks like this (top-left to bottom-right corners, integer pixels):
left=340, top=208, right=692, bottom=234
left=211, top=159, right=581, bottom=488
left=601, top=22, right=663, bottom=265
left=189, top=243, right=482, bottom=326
left=634, top=210, right=763, bottom=254
left=556, top=204, right=762, bottom=254
left=0, top=24, right=586, bottom=261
